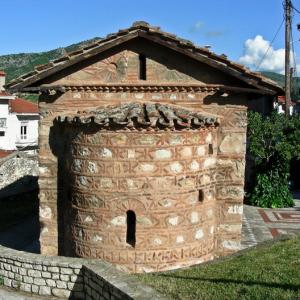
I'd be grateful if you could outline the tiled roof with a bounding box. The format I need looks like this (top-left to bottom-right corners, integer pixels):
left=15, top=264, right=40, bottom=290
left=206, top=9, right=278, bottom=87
left=6, top=21, right=283, bottom=95
left=0, top=71, right=5, bottom=76
left=0, top=92, right=11, bottom=96
left=9, top=98, right=38, bottom=114
left=56, top=102, right=220, bottom=130
left=0, top=150, right=14, bottom=158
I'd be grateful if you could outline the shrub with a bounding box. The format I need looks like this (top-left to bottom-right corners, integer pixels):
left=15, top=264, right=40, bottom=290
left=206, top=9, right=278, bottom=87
left=247, top=111, right=300, bottom=208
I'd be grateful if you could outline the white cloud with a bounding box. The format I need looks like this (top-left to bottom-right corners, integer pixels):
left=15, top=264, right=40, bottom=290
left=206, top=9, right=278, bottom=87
left=190, top=21, right=204, bottom=33
left=239, top=35, right=286, bottom=74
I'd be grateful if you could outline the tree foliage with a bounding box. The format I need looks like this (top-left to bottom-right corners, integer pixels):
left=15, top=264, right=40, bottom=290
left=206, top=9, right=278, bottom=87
left=247, top=111, right=300, bottom=208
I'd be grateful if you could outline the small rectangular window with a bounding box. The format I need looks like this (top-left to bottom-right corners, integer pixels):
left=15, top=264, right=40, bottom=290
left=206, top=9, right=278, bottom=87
left=21, top=125, right=27, bottom=140
left=0, top=118, right=6, bottom=128
left=139, top=54, right=146, bottom=80
left=0, top=131, right=5, bottom=137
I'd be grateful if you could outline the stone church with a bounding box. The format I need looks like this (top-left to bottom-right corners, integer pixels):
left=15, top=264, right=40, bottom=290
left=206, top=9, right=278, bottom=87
left=7, top=22, right=282, bottom=273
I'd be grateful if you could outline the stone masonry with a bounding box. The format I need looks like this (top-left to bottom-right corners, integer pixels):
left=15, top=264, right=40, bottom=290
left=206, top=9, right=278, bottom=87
left=6, top=22, right=282, bottom=273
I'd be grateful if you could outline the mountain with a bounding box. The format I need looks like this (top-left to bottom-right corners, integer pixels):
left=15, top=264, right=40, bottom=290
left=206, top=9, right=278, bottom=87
left=261, top=71, right=300, bottom=101
left=0, top=37, right=101, bottom=83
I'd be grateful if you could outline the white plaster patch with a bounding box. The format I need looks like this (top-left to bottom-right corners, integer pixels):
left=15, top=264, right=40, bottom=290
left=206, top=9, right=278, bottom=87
left=176, top=235, right=184, bottom=243
left=203, top=157, right=216, bottom=168
left=40, top=227, right=49, bottom=235
left=201, top=175, right=210, bottom=184
left=79, top=176, right=88, bottom=186
left=205, top=132, right=213, bottom=143
left=155, top=149, right=172, bottom=159
left=170, top=94, right=177, bottom=100
left=40, top=206, right=52, bottom=219
left=228, top=205, right=243, bottom=215
left=84, top=216, right=93, bottom=223
left=159, top=199, right=173, bottom=208
left=134, top=93, right=144, bottom=99
left=190, top=160, right=199, bottom=171
left=210, top=226, right=214, bottom=234
left=79, top=147, right=90, bottom=156
left=219, top=224, right=242, bottom=233
left=187, top=93, right=195, bottom=99
left=87, top=161, right=97, bottom=173
left=39, top=166, right=49, bottom=175
left=127, top=149, right=135, bottom=159
left=222, top=240, right=241, bottom=250
left=169, top=135, right=183, bottom=145
left=142, top=267, right=155, bottom=273
left=195, top=229, right=204, bottom=239
left=206, top=191, right=213, bottom=201
left=92, top=234, right=103, bottom=243
left=99, top=148, right=112, bottom=158
left=73, top=93, right=81, bottom=99
left=111, top=216, right=126, bottom=226
left=181, top=147, right=192, bottom=158
left=197, top=145, right=206, bottom=156
left=152, top=94, right=162, bottom=100
left=137, top=216, right=153, bottom=226
left=153, top=238, right=162, bottom=245
left=73, top=159, right=82, bottom=172
left=170, top=162, right=183, bottom=173
left=168, top=216, right=179, bottom=226
left=140, top=163, right=155, bottom=172
left=206, top=208, right=214, bottom=218
left=190, top=212, right=199, bottom=224
left=100, top=178, right=113, bottom=188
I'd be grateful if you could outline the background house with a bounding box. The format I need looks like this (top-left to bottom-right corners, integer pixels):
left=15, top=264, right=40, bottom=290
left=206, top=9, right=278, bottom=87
left=0, top=71, right=39, bottom=154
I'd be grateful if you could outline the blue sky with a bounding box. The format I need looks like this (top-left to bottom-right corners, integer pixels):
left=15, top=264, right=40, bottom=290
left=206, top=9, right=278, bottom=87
left=1, top=0, right=300, bottom=74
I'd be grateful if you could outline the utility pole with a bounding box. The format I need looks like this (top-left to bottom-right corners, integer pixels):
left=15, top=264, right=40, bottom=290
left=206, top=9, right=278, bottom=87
left=285, top=0, right=292, bottom=116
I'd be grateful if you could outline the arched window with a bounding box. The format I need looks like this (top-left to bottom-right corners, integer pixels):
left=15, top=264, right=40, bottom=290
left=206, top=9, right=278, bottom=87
left=126, top=210, right=136, bottom=247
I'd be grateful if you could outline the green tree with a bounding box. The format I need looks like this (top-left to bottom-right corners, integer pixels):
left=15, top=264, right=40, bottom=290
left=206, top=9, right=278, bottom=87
left=247, top=111, right=300, bottom=208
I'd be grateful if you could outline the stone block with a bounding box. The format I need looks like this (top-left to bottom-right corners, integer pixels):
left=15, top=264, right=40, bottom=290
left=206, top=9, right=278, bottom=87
left=39, top=286, right=51, bottom=296
left=52, top=288, right=71, bottom=298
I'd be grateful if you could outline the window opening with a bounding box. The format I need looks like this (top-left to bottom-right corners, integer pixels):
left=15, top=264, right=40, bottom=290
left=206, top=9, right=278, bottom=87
left=199, top=190, right=204, bottom=202
left=139, top=54, right=146, bottom=80
left=208, top=144, right=213, bottom=155
left=126, top=210, right=136, bottom=247
left=21, top=125, right=27, bottom=140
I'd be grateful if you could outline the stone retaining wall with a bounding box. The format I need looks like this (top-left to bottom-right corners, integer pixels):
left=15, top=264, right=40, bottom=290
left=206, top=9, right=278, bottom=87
left=0, top=245, right=167, bottom=299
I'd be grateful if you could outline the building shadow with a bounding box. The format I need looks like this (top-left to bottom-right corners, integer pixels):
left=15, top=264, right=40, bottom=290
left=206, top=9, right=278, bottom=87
left=0, top=175, right=40, bottom=253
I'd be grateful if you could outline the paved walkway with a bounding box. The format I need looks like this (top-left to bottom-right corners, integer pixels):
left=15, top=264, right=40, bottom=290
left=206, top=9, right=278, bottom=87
left=241, top=193, right=300, bottom=249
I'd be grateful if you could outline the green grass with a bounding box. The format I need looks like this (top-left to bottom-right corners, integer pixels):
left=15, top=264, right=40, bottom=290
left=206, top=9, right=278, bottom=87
left=137, top=236, right=300, bottom=300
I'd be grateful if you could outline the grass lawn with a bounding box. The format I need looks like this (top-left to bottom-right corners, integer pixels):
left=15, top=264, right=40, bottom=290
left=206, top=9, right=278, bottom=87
left=137, top=236, right=300, bottom=300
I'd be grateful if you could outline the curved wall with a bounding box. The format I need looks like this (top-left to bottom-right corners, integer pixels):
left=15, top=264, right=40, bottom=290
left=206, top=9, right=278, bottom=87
left=68, top=128, right=218, bottom=273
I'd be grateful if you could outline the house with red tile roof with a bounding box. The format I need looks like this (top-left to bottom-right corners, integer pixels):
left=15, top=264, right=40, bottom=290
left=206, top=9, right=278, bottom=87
left=0, top=71, right=39, bottom=152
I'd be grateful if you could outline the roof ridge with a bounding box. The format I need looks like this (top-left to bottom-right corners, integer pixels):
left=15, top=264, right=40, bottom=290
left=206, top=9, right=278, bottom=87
left=6, top=21, right=282, bottom=93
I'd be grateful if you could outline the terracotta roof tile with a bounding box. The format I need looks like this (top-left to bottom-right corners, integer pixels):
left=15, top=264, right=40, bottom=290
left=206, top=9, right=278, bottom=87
left=9, top=98, right=38, bottom=114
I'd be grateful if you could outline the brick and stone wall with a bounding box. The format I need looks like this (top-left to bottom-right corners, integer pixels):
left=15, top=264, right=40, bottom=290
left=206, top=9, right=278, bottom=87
left=0, top=245, right=168, bottom=299
left=65, top=127, right=218, bottom=273
left=36, top=40, right=247, bottom=272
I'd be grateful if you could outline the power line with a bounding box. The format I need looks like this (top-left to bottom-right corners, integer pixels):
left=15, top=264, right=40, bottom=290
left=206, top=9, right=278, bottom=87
left=255, top=18, right=285, bottom=71
left=291, top=2, right=300, bottom=14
